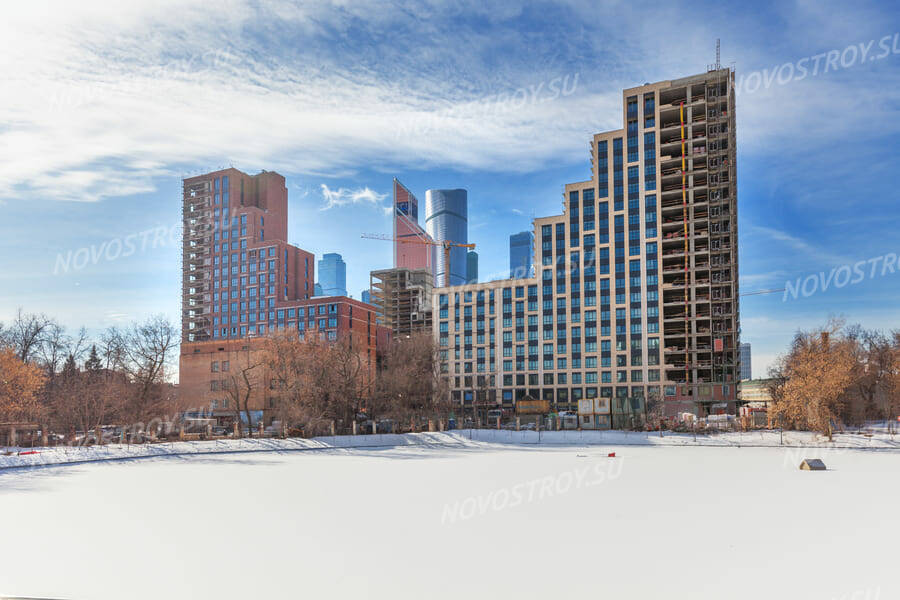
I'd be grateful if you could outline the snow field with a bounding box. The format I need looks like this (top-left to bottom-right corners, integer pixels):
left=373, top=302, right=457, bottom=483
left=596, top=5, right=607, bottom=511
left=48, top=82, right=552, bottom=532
left=0, top=442, right=897, bottom=600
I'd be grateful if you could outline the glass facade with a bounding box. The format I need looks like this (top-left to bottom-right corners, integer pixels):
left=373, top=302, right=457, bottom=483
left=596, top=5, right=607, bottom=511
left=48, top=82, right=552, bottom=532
left=318, top=253, right=347, bottom=297
left=509, top=230, right=534, bottom=279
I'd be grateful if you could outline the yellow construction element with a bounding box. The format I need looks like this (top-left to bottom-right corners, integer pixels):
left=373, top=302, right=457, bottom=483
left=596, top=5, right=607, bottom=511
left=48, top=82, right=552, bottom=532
left=680, top=102, right=690, bottom=385
left=361, top=233, right=475, bottom=288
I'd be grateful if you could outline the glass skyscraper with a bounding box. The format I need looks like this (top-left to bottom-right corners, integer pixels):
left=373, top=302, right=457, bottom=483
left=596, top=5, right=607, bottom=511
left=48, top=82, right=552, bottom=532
left=425, top=188, right=468, bottom=287
left=509, top=231, right=534, bottom=278
left=393, top=178, right=434, bottom=273
left=740, top=343, right=752, bottom=380
left=318, top=253, right=347, bottom=297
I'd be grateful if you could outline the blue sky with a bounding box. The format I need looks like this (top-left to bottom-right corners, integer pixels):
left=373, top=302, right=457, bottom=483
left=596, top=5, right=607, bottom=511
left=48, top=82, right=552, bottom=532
left=1, top=0, right=899, bottom=377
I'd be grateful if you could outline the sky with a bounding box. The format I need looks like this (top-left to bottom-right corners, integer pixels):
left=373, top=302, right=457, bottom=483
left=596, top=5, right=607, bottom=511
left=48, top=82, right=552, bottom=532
left=1, top=0, right=899, bottom=378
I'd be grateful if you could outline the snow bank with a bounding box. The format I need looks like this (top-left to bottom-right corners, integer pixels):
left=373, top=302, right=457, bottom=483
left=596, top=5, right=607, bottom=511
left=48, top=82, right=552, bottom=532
left=2, top=428, right=898, bottom=470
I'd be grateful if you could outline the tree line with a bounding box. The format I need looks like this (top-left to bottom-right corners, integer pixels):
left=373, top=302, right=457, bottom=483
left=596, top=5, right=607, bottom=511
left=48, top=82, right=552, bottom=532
left=0, top=307, right=451, bottom=441
left=14, top=309, right=894, bottom=443
left=0, top=309, right=180, bottom=441
left=235, top=331, right=451, bottom=437
left=767, top=319, right=900, bottom=438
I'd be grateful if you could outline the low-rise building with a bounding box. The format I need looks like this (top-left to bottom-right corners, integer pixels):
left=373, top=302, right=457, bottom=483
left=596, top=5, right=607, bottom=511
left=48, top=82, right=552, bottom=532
left=180, top=296, right=387, bottom=425
left=738, top=378, right=774, bottom=408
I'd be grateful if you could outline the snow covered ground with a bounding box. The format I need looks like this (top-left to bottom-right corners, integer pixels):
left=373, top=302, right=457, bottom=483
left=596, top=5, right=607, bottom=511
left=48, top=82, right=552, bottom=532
left=0, top=437, right=897, bottom=600
left=2, top=428, right=899, bottom=470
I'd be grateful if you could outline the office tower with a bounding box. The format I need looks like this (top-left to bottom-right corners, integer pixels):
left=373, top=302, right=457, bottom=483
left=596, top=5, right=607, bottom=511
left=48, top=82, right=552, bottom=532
left=740, top=343, right=752, bottom=380
left=433, top=68, right=739, bottom=421
left=361, top=290, right=371, bottom=304
left=425, top=188, right=468, bottom=287
left=313, top=283, right=323, bottom=296
left=393, top=178, right=434, bottom=272
left=467, top=251, right=478, bottom=283
left=180, top=167, right=386, bottom=423
left=509, top=231, right=534, bottom=278
left=318, top=253, right=347, bottom=297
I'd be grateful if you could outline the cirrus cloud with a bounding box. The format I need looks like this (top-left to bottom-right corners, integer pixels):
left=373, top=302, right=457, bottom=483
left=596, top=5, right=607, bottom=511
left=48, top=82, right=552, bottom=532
left=320, top=184, right=391, bottom=214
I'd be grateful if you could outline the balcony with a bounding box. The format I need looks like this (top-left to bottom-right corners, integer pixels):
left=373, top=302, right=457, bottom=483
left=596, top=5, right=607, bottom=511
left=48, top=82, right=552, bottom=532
left=662, top=282, right=688, bottom=291
left=664, top=311, right=688, bottom=321
left=662, top=264, right=687, bottom=274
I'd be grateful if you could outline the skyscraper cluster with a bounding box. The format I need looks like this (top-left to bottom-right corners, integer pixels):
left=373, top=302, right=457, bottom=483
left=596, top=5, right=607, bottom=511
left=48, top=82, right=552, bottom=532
left=181, top=67, right=741, bottom=425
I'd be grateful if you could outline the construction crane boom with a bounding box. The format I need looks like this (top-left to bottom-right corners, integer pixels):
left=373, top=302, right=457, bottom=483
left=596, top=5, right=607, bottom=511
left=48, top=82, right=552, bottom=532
left=740, top=288, right=786, bottom=297
left=361, top=233, right=475, bottom=288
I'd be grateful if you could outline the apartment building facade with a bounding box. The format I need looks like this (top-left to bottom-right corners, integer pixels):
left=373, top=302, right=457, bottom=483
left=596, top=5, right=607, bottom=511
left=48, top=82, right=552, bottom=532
left=180, top=295, right=387, bottom=423
left=432, top=69, right=740, bottom=420
left=182, top=168, right=315, bottom=343
left=180, top=168, right=387, bottom=422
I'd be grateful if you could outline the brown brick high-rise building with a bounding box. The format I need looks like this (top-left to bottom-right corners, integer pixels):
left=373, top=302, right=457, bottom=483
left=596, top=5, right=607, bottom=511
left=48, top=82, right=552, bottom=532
left=182, top=168, right=314, bottom=343
left=180, top=168, right=388, bottom=425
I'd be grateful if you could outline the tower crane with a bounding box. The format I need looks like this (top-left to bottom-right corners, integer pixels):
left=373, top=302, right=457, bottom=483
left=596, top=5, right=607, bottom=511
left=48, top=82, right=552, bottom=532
left=361, top=233, right=475, bottom=288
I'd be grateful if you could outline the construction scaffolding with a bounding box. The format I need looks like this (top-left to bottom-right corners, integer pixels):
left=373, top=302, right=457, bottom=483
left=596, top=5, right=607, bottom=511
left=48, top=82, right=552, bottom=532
left=370, top=267, right=434, bottom=336
left=658, top=66, right=739, bottom=414
left=182, top=178, right=214, bottom=342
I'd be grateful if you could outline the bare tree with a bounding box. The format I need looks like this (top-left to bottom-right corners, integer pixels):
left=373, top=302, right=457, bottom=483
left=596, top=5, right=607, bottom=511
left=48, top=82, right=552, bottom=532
left=261, top=332, right=380, bottom=436
left=263, top=332, right=319, bottom=433
left=49, top=353, right=124, bottom=443
left=885, top=331, right=900, bottom=434
left=220, top=344, right=263, bottom=438
left=37, top=323, right=88, bottom=376
left=374, top=332, right=451, bottom=430
left=328, top=335, right=375, bottom=429
left=2, top=309, right=56, bottom=363
left=102, top=315, right=178, bottom=424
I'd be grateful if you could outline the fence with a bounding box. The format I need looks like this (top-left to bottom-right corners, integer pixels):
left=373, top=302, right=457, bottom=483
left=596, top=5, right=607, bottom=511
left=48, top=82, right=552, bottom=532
left=2, top=427, right=898, bottom=472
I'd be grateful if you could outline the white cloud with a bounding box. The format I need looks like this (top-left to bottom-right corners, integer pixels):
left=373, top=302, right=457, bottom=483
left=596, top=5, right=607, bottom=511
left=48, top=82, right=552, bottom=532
left=1, top=1, right=898, bottom=204
left=0, top=1, right=608, bottom=203
left=320, top=184, right=390, bottom=214
left=749, top=225, right=851, bottom=267
left=739, top=270, right=789, bottom=288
